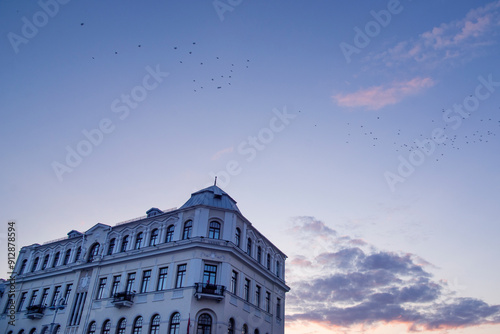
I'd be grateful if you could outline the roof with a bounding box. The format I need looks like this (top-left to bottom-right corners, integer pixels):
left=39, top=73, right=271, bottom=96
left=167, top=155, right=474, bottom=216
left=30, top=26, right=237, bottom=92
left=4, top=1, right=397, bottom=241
left=180, top=185, right=241, bottom=213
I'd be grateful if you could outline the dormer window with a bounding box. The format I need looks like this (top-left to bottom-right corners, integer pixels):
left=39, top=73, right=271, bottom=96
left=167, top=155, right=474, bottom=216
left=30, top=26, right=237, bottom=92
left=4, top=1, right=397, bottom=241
left=208, top=221, right=221, bottom=239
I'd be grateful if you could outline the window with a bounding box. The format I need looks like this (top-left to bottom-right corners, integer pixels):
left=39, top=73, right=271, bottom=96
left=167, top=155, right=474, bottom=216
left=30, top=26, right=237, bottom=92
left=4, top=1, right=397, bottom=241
left=121, top=235, right=129, bottom=252
left=110, top=276, right=121, bottom=296
left=88, top=321, right=97, bottom=334
left=140, top=270, right=151, bottom=293
left=126, top=273, right=136, bottom=293
left=29, top=290, right=38, bottom=306
left=208, top=221, right=221, bottom=239
left=276, top=298, right=281, bottom=319
left=257, top=247, right=262, bottom=264
left=102, top=320, right=111, bottom=334
left=41, top=255, right=49, bottom=270
left=51, top=286, right=61, bottom=306
left=255, top=285, right=261, bottom=308
left=157, top=267, right=168, bottom=291
left=135, top=232, right=143, bottom=250
left=149, top=229, right=159, bottom=246
left=254, top=330, right=259, bottom=334
left=31, top=257, right=39, bottom=272
left=182, top=220, right=192, bottom=239
left=197, top=313, right=212, bottom=334
left=244, top=279, right=250, bottom=302
left=63, top=249, right=72, bottom=265
left=203, top=264, right=217, bottom=285
left=19, top=259, right=27, bottom=274
left=242, top=324, right=248, bottom=334
left=96, top=278, right=107, bottom=299
left=75, top=246, right=82, bottom=262
left=17, top=292, right=27, bottom=311
left=165, top=225, right=174, bottom=243
left=88, top=243, right=100, bottom=262
left=246, top=238, right=252, bottom=256
left=3, top=294, right=14, bottom=314
left=276, top=261, right=280, bottom=278
left=175, top=264, right=186, bottom=288
left=63, top=284, right=72, bottom=305
left=168, top=312, right=180, bottom=334
left=116, top=318, right=127, bottom=334
left=41, top=288, right=50, bottom=306
left=266, top=254, right=271, bottom=270
left=228, top=318, right=235, bottom=334
left=235, top=228, right=241, bottom=247
left=132, top=316, right=143, bottom=334
left=150, top=314, right=161, bottom=334
left=53, top=252, right=60, bottom=267
left=29, top=329, right=36, bottom=334
left=265, top=292, right=271, bottom=313
left=107, top=238, right=116, bottom=255
left=230, top=271, right=238, bottom=294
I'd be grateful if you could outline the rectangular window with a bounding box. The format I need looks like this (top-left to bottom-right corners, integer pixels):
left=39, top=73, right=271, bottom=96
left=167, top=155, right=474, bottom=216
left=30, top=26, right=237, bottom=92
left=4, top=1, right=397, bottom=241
left=121, top=236, right=129, bottom=252
left=51, top=286, right=61, bottom=306
left=3, top=295, right=14, bottom=314
left=203, top=264, right=217, bottom=285
left=17, top=292, right=27, bottom=311
left=52, top=252, right=60, bottom=268
left=63, top=249, right=71, bottom=265
left=110, top=276, right=121, bottom=297
left=157, top=267, right=168, bottom=291
left=40, top=288, right=50, bottom=306
left=63, top=284, right=73, bottom=305
left=244, top=279, right=250, bottom=302
left=96, top=278, right=107, bottom=299
left=107, top=239, right=115, bottom=255
left=29, top=290, right=39, bottom=306
left=126, top=273, right=136, bottom=293
left=175, top=264, right=187, bottom=288
left=276, top=298, right=281, bottom=319
left=140, top=270, right=151, bottom=293
left=230, top=271, right=238, bottom=294
left=276, top=260, right=280, bottom=278
left=265, top=292, right=271, bottom=313
left=255, top=285, right=261, bottom=307
left=41, top=255, right=49, bottom=270
left=267, top=254, right=271, bottom=270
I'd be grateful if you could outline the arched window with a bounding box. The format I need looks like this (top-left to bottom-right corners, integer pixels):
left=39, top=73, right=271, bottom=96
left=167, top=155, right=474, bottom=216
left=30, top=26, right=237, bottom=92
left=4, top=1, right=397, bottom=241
left=276, top=260, right=280, bottom=278
left=88, top=243, right=100, bottom=262
left=101, top=320, right=111, bottom=334
left=208, top=221, right=221, bottom=239
left=63, top=249, right=72, bottom=265
left=242, top=324, right=248, bottom=334
left=132, top=316, right=143, bottom=334
left=150, top=314, right=161, bottom=334
left=182, top=221, right=192, bottom=240
left=246, top=238, right=252, bottom=256
left=41, top=254, right=49, bottom=270
left=54, top=326, right=61, bottom=334
left=18, top=330, right=24, bottom=334
left=257, top=247, right=262, bottom=264
left=254, top=330, right=259, bottom=334
left=135, top=232, right=143, bottom=250
left=31, top=257, right=39, bottom=272
left=227, top=318, right=235, bottom=334
left=149, top=229, right=159, bottom=246
left=116, top=318, right=127, bottom=334
left=19, top=259, right=27, bottom=274
left=235, top=228, right=241, bottom=247
left=29, top=329, right=36, bottom=334
left=75, top=246, right=82, bottom=262
left=197, top=314, right=212, bottom=334
left=107, top=239, right=116, bottom=255
left=121, top=235, right=129, bottom=252
left=168, top=312, right=180, bottom=334
left=165, top=225, right=175, bottom=243
left=266, top=254, right=271, bottom=270
left=53, top=252, right=60, bottom=267
left=87, top=321, right=97, bottom=334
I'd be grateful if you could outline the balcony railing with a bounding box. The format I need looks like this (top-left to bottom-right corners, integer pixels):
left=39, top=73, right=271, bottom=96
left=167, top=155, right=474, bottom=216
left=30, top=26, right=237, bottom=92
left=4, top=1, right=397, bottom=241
left=26, top=304, right=45, bottom=319
left=194, top=283, right=225, bottom=302
left=111, top=291, right=135, bottom=308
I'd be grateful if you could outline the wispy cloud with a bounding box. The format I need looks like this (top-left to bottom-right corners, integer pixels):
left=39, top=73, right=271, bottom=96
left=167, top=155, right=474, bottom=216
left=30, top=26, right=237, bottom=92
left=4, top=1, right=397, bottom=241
left=286, top=217, right=500, bottom=332
left=333, top=77, right=435, bottom=110
left=211, top=146, right=234, bottom=161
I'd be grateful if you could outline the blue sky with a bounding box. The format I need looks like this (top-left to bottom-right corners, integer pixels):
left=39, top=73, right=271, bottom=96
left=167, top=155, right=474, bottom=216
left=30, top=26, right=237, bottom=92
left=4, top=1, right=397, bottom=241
left=1, top=1, right=500, bottom=333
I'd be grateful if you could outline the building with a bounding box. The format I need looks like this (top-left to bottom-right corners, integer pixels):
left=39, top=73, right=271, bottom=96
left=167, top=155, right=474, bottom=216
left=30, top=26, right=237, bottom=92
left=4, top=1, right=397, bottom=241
left=0, top=185, right=289, bottom=334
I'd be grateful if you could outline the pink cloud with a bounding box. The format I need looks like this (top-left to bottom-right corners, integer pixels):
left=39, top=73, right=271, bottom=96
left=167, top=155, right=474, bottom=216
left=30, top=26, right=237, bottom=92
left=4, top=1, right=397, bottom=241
left=333, top=77, right=435, bottom=110
left=211, top=146, right=234, bottom=161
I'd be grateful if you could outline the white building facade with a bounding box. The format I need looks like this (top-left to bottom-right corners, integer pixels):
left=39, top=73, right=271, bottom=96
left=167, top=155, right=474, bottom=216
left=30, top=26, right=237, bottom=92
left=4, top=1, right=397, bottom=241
left=0, top=186, right=289, bottom=334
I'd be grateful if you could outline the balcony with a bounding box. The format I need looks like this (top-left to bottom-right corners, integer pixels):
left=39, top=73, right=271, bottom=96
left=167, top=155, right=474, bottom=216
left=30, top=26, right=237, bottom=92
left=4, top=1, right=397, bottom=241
left=194, top=283, right=225, bottom=302
left=26, top=304, right=45, bottom=319
left=111, top=291, right=135, bottom=308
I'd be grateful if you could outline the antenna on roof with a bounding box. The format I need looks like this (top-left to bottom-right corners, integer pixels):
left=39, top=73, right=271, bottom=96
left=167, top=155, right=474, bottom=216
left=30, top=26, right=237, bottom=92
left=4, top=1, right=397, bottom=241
left=214, top=176, right=217, bottom=186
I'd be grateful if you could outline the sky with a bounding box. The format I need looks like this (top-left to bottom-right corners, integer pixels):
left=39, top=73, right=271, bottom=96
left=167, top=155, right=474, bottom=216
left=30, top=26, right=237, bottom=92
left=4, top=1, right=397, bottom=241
left=1, top=0, right=500, bottom=333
